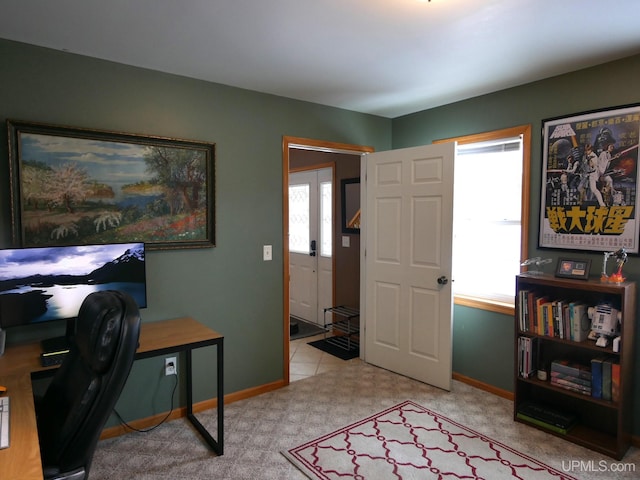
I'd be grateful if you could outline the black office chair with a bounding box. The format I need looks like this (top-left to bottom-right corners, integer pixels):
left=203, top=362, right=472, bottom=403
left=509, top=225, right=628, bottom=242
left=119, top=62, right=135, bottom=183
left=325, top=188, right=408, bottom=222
left=36, top=290, right=141, bottom=480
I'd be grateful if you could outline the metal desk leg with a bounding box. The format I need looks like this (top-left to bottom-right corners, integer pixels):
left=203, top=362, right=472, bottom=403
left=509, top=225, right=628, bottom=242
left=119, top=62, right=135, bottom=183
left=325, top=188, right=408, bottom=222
left=185, top=342, right=224, bottom=455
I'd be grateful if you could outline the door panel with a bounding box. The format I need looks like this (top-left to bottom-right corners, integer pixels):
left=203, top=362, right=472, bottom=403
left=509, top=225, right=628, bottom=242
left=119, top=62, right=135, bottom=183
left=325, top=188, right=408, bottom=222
left=363, top=143, right=455, bottom=390
left=374, top=282, right=400, bottom=347
left=289, top=172, right=317, bottom=322
left=289, top=168, right=332, bottom=325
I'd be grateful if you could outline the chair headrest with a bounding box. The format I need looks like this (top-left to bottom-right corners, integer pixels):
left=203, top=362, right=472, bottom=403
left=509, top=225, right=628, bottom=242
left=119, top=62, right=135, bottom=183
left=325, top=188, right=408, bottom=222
left=74, top=291, right=125, bottom=374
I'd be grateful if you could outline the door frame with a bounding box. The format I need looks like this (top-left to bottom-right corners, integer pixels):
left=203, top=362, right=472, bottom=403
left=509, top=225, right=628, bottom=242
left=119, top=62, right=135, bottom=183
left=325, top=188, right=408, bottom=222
left=282, top=136, right=373, bottom=383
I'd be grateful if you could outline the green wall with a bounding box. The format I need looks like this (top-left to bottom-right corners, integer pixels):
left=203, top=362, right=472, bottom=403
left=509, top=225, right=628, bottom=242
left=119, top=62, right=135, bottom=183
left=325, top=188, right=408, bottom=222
left=0, top=39, right=390, bottom=425
left=392, top=53, right=640, bottom=433
left=2, top=37, right=639, bottom=436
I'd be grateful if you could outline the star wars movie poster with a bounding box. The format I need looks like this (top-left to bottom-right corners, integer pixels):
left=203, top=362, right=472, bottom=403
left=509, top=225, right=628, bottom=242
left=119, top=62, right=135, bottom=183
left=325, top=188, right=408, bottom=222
left=539, top=104, right=640, bottom=253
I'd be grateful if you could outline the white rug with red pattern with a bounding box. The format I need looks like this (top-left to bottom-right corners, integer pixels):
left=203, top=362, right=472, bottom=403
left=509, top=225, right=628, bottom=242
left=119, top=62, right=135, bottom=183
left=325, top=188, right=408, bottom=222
left=283, top=400, right=577, bottom=480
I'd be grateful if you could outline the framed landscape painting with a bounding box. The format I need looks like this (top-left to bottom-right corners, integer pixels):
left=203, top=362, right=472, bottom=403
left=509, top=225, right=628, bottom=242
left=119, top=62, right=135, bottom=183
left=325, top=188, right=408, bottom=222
left=7, top=120, right=215, bottom=250
left=539, top=104, right=640, bottom=253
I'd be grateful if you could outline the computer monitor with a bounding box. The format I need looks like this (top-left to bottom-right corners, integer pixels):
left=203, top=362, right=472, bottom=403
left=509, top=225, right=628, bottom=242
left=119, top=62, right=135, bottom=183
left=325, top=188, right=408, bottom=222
left=0, top=242, right=146, bottom=350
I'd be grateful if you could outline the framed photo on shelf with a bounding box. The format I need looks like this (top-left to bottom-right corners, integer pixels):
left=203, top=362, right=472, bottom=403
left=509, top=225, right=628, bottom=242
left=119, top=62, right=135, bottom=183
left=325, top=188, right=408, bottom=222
left=7, top=120, right=215, bottom=250
left=555, top=258, right=591, bottom=280
left=538, top=104, right=640, bottom=253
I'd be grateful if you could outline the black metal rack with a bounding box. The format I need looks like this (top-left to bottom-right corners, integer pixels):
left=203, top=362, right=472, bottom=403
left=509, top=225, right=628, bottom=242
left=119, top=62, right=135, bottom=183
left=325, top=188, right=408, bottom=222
left=323, top=305, right=359, bottom=351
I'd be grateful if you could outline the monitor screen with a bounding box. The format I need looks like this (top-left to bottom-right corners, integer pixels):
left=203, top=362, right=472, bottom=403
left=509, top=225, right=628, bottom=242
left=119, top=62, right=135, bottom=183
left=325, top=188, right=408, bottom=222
left=0, top=242, right=146, bottom=329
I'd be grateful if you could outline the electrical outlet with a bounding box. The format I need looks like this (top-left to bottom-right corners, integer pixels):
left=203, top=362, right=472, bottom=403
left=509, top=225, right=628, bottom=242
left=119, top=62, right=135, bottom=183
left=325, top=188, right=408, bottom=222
left=165, top=357, right=177, bottom=376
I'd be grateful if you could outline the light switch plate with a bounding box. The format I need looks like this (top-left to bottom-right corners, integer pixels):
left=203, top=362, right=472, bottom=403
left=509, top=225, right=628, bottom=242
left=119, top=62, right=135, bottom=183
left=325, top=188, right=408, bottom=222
left=263, top=245, right=272, bottom=261
left=342, top=236, right=350, bottom=247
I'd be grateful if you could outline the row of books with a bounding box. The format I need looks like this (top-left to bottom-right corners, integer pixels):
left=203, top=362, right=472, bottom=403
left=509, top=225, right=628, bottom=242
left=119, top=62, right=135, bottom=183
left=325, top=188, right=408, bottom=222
left=517, top=290, right=591, bottom=341
left=517, top=344, right=621, bottom=402
left=517, top=336, right=537, bottom=379
left=516, top=401, right=576, bottom=435
left=550, top=359, right=620, bottom=402
left=550, top=360, right=591, bottom=395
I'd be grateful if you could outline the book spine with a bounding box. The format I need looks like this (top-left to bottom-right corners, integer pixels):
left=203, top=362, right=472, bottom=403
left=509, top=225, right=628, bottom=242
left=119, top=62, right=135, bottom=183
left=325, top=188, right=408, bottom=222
left=516, top=412, right=571, bottom=435
left=517, top=336, right=537, bottom=379
left=563, top=303, right=571, bottom=340
left=573, top=304, right=590, bottom=342
left=550, top=371, right=591, bottom=387
left=529, top=293, right=536, bottom=333
left=551, top=380, right=592, bottom=395
left=552, top=301, right=559, bottom=337
left=517, top=402, right=576, bottom=428
left=611, top=362, right=621, bottom=403
left=551, top=377, right=592, bottom=394
left=536, top=297, right=548, bottom=336
left=519, top=290, right=529, bottom=331
left=591, top=357, right=604, bottom=399
left=602, top=359, right=613, bottom=401
left=544, top=303, right=553, bottom=337
left=551, top=361, right=591, bottom=380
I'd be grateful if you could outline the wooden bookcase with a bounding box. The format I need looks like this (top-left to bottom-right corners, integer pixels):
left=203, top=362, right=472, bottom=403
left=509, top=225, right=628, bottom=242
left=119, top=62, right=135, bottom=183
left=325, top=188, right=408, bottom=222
left=514, top=273, right=636, bottom=460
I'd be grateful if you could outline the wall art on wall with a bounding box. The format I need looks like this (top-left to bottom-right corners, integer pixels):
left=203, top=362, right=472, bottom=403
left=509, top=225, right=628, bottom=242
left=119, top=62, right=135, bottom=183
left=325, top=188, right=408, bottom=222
left=7, top=120, right=215, bottom=250
left=539, top=104, right=640, bottom=253
left=341, top=178, right=360, bottom=234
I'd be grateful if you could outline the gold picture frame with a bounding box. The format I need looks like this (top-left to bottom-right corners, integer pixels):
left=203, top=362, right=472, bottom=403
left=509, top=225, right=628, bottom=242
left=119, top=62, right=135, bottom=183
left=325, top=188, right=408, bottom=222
left=8, top=120, right=215, bottom=250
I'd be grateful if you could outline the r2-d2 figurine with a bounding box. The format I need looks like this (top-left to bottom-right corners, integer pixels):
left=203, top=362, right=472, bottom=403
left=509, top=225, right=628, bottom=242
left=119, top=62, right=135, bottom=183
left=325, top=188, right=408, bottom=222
left=588, top=303, right=621, bottom=348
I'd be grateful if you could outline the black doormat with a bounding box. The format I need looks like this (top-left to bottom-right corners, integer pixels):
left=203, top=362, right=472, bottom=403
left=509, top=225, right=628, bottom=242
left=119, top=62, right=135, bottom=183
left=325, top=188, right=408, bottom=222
left=290, top=317, right=325, bottom=341
left=308, top=338, right=359, bottom=360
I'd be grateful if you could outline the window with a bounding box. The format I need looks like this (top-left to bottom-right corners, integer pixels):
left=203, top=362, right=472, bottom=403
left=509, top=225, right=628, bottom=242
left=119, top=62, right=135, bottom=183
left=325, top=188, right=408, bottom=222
left=288, top=169, right=333, bottom=257
left=320, top=181, right=332, bottom=257
left=436, top=126, right=531, bottom=315
left=289, top=183, right=310, bottom=254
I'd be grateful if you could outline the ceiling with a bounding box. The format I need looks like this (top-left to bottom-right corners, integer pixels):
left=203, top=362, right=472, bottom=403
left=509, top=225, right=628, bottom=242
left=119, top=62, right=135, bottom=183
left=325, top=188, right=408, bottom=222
left=2, top=0, right=640, bottom=118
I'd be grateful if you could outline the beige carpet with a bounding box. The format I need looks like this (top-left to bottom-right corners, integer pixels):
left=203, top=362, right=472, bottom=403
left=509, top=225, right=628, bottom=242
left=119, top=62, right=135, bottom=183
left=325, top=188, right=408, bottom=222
left=90, top=360, right=640, bottom=480
left=284, top=400, right=577, bottom=479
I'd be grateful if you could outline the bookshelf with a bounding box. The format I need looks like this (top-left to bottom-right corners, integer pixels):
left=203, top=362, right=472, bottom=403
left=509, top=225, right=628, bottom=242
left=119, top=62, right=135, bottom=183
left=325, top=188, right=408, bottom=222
left=514, top=273, right=636, bottom=460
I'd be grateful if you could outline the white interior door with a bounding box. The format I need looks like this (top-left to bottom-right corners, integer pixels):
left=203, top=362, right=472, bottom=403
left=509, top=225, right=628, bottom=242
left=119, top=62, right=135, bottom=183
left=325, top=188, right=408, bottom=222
left=289, top=168, right=333, bottom=325
left=361, top=143, right=455, bottom=390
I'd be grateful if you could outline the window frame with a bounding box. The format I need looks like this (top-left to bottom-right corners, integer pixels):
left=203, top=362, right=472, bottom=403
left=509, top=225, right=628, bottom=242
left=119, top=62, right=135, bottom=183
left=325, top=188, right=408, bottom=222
left=435, top=125, right=532, bottom=316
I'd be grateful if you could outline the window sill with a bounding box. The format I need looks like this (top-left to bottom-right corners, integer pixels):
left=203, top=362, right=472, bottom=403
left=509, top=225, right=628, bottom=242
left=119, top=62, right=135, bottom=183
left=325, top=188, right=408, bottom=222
left=454, top=295, right=514, bottom=316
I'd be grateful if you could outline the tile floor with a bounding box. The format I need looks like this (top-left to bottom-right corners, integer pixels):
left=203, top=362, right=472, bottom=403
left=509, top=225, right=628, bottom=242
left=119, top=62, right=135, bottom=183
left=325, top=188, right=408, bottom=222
left=289, top=333, right=358, bottom=381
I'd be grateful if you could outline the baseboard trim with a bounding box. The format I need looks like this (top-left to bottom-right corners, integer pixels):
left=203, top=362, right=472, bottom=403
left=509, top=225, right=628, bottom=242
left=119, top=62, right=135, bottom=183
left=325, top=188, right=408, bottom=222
left=103, top=373, right=640, bottom=450
left=452, top=372, right=513, bottom=400
left=100, top=378, right=287, bottom=440
left=103, top=374, right=508, bottom=440
left=101, top=407, right=188, bottom=439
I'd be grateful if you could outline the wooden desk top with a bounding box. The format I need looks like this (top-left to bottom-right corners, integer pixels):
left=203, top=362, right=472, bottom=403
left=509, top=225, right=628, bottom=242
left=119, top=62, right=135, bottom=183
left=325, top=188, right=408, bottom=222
left=137, top=317, right=223, bottom=355
left=0, top=374, right=43, bottom=480
left=0, top=317, right=223, bottom=376
left=0, top=317, right=222, bottom=480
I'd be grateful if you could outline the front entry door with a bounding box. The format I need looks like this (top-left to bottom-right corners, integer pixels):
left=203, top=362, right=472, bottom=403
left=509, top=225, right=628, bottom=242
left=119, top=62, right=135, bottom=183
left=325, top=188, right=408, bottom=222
left=289, top=168, right=333, bottom=326
left=362, top=143, right=455, bottom=390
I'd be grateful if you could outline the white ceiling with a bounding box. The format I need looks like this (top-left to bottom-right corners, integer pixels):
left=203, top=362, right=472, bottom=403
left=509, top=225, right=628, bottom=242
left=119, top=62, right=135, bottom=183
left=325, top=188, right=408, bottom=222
left=1, top=0, right=640, bottom=118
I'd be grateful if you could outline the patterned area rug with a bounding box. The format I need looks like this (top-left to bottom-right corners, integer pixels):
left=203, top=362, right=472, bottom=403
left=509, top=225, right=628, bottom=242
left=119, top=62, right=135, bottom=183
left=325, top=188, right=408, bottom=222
left=283, top=400, right=577, bottom=480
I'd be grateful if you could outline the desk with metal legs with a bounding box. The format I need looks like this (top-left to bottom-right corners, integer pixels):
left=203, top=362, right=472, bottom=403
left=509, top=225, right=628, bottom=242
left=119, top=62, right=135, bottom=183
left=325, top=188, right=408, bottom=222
left=0, top=317, right=224, bottom=480
left=135, top=317, right=224, bottom=454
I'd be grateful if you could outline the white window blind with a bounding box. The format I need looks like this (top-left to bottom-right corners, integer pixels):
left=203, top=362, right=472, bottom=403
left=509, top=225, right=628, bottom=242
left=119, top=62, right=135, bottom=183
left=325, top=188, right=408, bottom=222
left=453, top=136, right=523, bottom=304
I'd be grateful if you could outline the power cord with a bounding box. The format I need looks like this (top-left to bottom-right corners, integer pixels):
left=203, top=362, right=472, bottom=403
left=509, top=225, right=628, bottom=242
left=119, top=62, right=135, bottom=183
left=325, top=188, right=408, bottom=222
left=114, top=372, right=179, bottom=433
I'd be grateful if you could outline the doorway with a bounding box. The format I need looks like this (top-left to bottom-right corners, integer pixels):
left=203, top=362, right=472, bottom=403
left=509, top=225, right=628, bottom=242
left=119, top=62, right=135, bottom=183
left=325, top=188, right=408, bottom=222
left=283, top=137, right=373, bottom=383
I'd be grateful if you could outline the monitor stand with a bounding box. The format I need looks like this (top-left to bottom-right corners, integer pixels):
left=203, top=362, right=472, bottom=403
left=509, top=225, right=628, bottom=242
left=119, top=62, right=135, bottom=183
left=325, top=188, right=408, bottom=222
left=41, top=335, right=70, bottom=354
left=40, top=318, right=74, bottom=366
